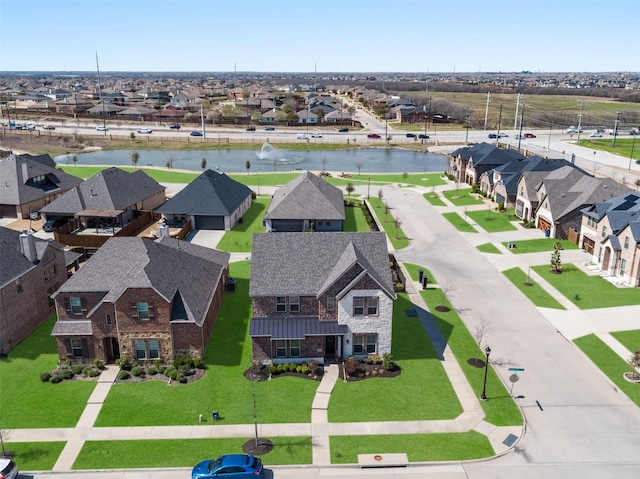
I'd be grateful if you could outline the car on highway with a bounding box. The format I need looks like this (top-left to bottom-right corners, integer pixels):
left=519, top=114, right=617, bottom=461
left=418, top=134, right=429, bottom=139
left=498, top=132, right=508, bottom=137
left=367, top=133, right=381, bottom=139
left=515, top=134, right=524, bottom=139
left=0, top=457, right=18, bottom=479
left=296, top=134, right=307, bottom=139
left=589, top=132, right=603, bottom=138
left=524, top=133, right=536, bottom=138
left=311, top=133, right=323, bottom=138
left=137, top=128, right=153, bottom=134
left=488, top=133, right=497, bottom=139
left=406, top=133, right=416, bottom=138
left=265, top=126, right=275, bottom=131
left=43, top=125, right=56, bottom=130
left=190, top=131, right=203, bottom=137
left=169, top=124, right=181, bottom=129
left=191, top=454, right=263, bottom=479
left=246, top=127, right=256, bottom=131
left=338, top=128, right=349, bottom=132
left=96, top=125, right=108, bottom=131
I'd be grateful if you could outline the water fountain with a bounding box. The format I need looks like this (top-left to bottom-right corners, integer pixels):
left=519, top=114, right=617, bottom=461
left=255, top=143, right=305, bottom=171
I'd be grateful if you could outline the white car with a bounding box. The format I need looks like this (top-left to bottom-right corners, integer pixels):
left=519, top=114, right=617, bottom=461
left=589, top=132, right=603, bottom=138
left=311, top=133, right=323, bottom=138
left=0, top=458, right=18, bottom=479
left=296, top=134, right=307, bottom=139
left=96, top=125, right=108, bottom=131
left=137, top=128, right=153, bottom=134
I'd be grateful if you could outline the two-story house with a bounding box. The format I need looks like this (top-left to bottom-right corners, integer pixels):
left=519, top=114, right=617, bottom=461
left=449, top=142, right=524, bottom=186
left=51, top=236, right=230, bottom=363
left=249, top=232, right=395, bottom=364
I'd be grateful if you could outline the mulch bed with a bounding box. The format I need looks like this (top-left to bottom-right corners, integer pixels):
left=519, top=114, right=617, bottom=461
left=339, top=362, right=401, bottom=382
left=242, top=438, right=274, bottom=456
left=116, top=368, right=206, bottom=384
left=244, top=364, right=325, bottom=382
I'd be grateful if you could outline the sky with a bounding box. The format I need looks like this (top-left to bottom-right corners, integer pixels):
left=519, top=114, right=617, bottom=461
left=1, top=0, right=638, bottom=73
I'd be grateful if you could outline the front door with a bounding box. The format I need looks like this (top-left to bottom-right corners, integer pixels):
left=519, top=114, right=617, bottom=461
left=325, top=335, right=336, bottom=356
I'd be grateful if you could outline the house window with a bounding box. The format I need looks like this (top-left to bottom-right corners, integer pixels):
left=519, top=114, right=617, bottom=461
left=366, top=335, right=377, bottom=353
left=44, top=264, right=57, bottom=281
left=353, top=297, right=364, bottom=316
left=289, top=339, right=300, bottom=357
left=353, top=297, right=378, bottom=316
left=16, top=279, right=23, bottom=294
left=620, top=259, right=627, bottom=275
left=326, top=296, right=335, bottom=311
left=106, top=314, right=112, bottom=326
left=148, top=339, right=159, bottom=359
left=602, top=226, right=607, bottom=238
left=70, top=338, right=83, bottom=358
left=367, top=297, right=379, bottom=315
left=275, top=340, right=287, bottom=357
left=135, top=339, right=160, bottom=360
left=137, top=303, right=149, bottom=319
left=289, top=296, right=300, bottom=313
left=135, top=340, right=146, bottom=359
left=624, top=237, right=630, bottom=249
left=352, top=334, right=377, bottom=355
left=276, top=296, right=286, bottom=312
left=70, top=296, right=82, bottom=314
left=274, top=340, right=299, bottom=358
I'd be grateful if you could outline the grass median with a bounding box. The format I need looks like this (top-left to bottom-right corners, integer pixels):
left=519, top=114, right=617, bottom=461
left=502, top=267, right=565, bottom=309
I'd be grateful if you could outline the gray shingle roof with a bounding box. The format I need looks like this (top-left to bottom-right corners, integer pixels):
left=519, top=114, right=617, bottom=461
left=249, top=232, right=394, bottom=299
left=40, top=167, right=165, bottom=215
left=250, top=317, right=348, bottom=339
left=51, top=320, right=93, bottom=336
left=155, top=169, right=252, bottom=216
left=264, top=171, right=345, bottom=220
left=56, top=236, right=229, bottom=325
left=0, top=153, right=82, bottom=205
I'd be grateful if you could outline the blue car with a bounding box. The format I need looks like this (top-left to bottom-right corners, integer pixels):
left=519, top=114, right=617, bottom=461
left=192, top=454, right=263, bottom=479
left=190, top=131, right=203, bottom=137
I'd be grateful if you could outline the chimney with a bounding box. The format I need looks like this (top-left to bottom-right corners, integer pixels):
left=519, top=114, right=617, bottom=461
left=19, top=230, right=38, bottom=263
left=159, top=223, right=170, bottom=238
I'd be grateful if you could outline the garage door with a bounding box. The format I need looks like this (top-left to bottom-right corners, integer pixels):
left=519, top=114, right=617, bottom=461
left=195, top=215, right=225, bottom=230
left=0, top=204, right=17, bottom=218
left=272, top=219, right=304, bottom=232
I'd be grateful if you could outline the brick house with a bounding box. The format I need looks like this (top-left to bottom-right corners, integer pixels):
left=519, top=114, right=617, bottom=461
left=450, top=143, right=524, bottom=186
left=579, top=192, right=640, bottom=287
left=249, top=232, right=395, bottom=363
left=51, top=236, right=230, bottom=363
left=0, top=228, right=71, bottom=354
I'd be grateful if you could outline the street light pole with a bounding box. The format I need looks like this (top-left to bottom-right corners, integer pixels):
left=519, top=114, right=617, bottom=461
left=367, top=176, right=371, bottom=199
left=480, top=345, right=491, bottom=401
left=629, top=134, right=637, bottom=170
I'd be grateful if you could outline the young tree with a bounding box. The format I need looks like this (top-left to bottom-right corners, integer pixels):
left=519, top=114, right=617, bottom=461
left=437, top=278, right=456, bottom=312
left=321, top=157, right=327, bottom=174
left=201, top=158, right=207, bottom=171
left=245, top=160, right=251, bottom=175
left=474, top=317, right=493, bottom=361
left=393, top=217, right=402, bottom=239
left=72, top=154, right=78, bottom=167
left=345, top=182, right=355, bottom=198
left=356, top=161, right=364, bottom=176
left=130, top=132, right=136, bottom=140
left=550, top=241, right=563, bottom=273
left=131, top=151, right=140, bottom=169
left=635, top=179, right=640, bottom=191
left=384, top=202, right=390, bottom=222
left=377, top=189, right=384, bottom=206
left=628, top=350, right=640, bottom=379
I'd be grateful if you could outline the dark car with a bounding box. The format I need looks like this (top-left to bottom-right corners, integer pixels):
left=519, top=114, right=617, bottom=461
left=192, top=454, right=263, bottom=479
left=43, top=125, right=56, bottom=130
left=488, top=133, right=498, bottom=139
left=190, top=131, right=203, bottom=137
left=418, top=134, right=429, bottom=139
left=367, top=133, right=381, bottom=139
left=265, top=126, right=275, bottom=131
left=338, top=128, right=349, bottom=132
left=43, top=217, right=67, bottom=232
left=524, top=133, right=536, bottom=138
left=0, top=458, right=18, bottom=479
left=169, top=124, right=181, bottom=129
left=246, top=127, right=256, bottom=131
left=406, top=133, right=416, bottom=138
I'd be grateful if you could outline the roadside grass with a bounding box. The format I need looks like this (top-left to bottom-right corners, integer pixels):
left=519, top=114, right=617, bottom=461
left=403, top=263, right=435, bottom=285
left=477, top=243, right=502, bottom=254
left=61, top=165, right=199, bottom=183
left=532, top=263, right=640, bottom=309
left=0, top=315, right=96, bottom=429
left=574, top=334, right=640, bottom=407
left=502, top=267, right=565, bottom=310
left=419, top=287, right=522, bottom=426
left=328, top=293, right=462, bottom=422
left=577, top=138, right=640, bottom=160
left=610, top=330, right=640, bottom=353
left=466, top=208, right=518, bottom=232
left=324, top=173, right=446, bottom=189
left=330, top=431, right=492, bottom=463
left=443, top=190, right=484, bottom=206
left=74, top=437, right=312, bottom=469
left=343, top=200, right=371, bottom=232
left=423, top=192, right=447, bottom=206
left=501, top=238, right=579, bottom=254
left=215, top=198, right=268, bottom=252
left=0, top=442, right=65, bottom=471
left=367, top=197, right=409, bottom=249
left=95, top=262, right=319, bottom=427
left=442, top=212, right=477, bottom=233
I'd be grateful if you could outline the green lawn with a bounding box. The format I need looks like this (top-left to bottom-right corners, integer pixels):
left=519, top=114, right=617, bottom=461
left=95, top=262, right=319, bottom=427
left=61, top=165, right=199, bottom=183
left=403, top=263, right=435, bottom=285
left=501, top=238, right=579, bottom=254
left=74, top=437, right=312, bottom=469
left=477, top=243, right=502, bottom=254
left=444, top=190, right=484, bottom=206
left=423, top=192, right=447, bottom=206
left=367, top=197, right=409, bottom=249
left=328, top=294, right=462, bottom=422
left=466, top=208, right=518, bottom=232
left=0, top=315, right=96, bottom=429
left=442, top=212, right=477, bottom=233
left=0, top=442, right=66, bottom=471
left=577, top=138, right=640, bottom=161
left=502, top=267, right=565, bottom=309
left=215, top=198, right=268, bottom=252
left=610, top=330, right=640, bottom=354
left=574, top=334, right=640, bottom=407
left=343, top=201, right=371, bottom=232
left=419, top=286, right=522, bottom=426
left=532, top=263, right=640, bottom=309
left=330, top=431, right=492, bottom=463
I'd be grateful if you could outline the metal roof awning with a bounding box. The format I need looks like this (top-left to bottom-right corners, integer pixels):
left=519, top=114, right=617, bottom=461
left=51, top=320, right=93, bottom=336
left=250, top=317, right=348, bottom=339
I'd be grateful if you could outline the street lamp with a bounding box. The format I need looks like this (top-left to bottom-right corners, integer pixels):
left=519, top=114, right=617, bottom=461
left=367, top=176, right=371, bottom=199
left=480, top=345, right=491, bottom=401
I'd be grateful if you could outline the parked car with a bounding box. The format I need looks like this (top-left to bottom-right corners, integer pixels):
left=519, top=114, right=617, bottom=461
left=0, top=458, right=18, bottom=479
left=524, top=133, right=536, bottom=138
left=589, top=132, right=603, bottom=138
left=190, top=131, right=203, bottom=137
left=191, top=454, right=263, bottom=479
left=367, top=133, right=381, bottom=139
left=43, top=217, right=67, bottom=232
left=96, top=125, right=108, bottom=131
left=311, top=133, right=322, bottom=138
left=42, top=124, right=56, bottom=130
left=406, top=133, right=416, bottom=138
left=265, top=126, right=275, bottom=131
left=296, top=134, right=307, bottom=139
left=169, top=124, right=181, bottom=129
left=137, top=128, right=153, bottom=134
left=338, top=128, right=349, bottom=132
left=246, top=127, right=256, bottom=131
left=418, top=134, right=429, bottom=139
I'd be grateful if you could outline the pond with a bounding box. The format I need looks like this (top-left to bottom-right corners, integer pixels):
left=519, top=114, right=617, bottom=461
left=54, top=144, right=448, bottom=174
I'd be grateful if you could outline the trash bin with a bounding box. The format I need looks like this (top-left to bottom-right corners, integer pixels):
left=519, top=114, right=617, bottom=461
left=226, top=278, right=236, bottom=292
left=418, top=269, right=424, bottom=282
left=545, top=230, right=550, bottom=238
left=422, top=276, right=428, bottom=290
left=212, top=410, right=220, bottom=421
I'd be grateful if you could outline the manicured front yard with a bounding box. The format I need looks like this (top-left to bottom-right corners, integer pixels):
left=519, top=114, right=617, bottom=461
left=423, top=192, right=447, bottom=206
left=73, top=437, right=312, bottom=469
left=215, top=197, right=268, bottom=252
left=477, top=243, right=502, bottom=254
left=95, top=262, right=319, bottom=427
left=0, top=315, right=96, bottom=429
left=610, top=330, right=640, bottom=353
left=0, top=442, right=66, bottom=471
left=532, top=264, right=640, bottom=309
left=501, top=238, right=578, bottom=254
left=328, top=294, right=462, bottom=422
left=466, top=208, right=518, bottom=232
left=443, top=190, right=484, bottom=206
left=367, top=197, right=409, bottom=249
left=502, top=267, right=565, bottom=309
left=442, top=212, right=477, bottom=233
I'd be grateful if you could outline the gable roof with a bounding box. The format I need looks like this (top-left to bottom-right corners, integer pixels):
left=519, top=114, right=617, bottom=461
left=40, top=167, right=165, bottom=215
left=155, top=169, right=252, bottom=216
left=55, top=236, right=229, bottom=325
left=0, top=154, right=83, bottom=205
left=249, top=232, right=394, bottom=299
left=264, top=171, right=345, bottom=220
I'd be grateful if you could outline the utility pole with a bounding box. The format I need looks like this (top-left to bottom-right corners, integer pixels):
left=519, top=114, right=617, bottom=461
left=517, top=106, right=525, bottom=151
left=514, top=93, right=520, bottom=130
left=465, top=107, right=471, bottom=143
left=201, top=104, right=205, bottom=138
left=96, top=52, right=106, bottom=133
left=612, top=111, right=621, bottom=147
left=484, top=92, right=491, bottom=130
left=496, top=105, right=503, bottom=140
left=576, top=100, right=584, bottom=142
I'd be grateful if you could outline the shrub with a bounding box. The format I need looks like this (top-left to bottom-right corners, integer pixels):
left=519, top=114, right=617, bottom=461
left=296, top=365, right=303, bottom=374
left=269, top=365, right=278, bottom=375
left=177, top=373, right=187, bottom=383
left=60, top=369, right=74, bottom=380
left=174, top=356, right=195, bottom=369
left=345, top=357, right=359, bottom=375
left=93, top=358, right=105, bottom=370
left=153, top=358, right=162, bottom=369
left=307, top=360, right=320, bottom=375
left=276, top=365, right=285, bottom=375
left=382, top=353, right=395, bottom=371
left=364, top=356, right=373, bottom=365
left=147, top=366, right=158, bottom=375
left=131, top=366, right=144, bottom=377
left=158, top=366, right=166, bottom=375
left=82, top=367, right=93, bottom=377
left=72, top=364, right=85, bottom=375
left=116, top=357, right=131, bottom=370
left=300, top=365, right=310, bottom=375
left=193, top=357, right=205, bottom=369
left=40, top=372, right=52, bottom=382
left=497, top=201, right=504, bottom=211
left=86, top=368, right=100, bottom=377
left=118, top=370, right=131, bottom=380
left=49, top=375, right=63, bottom=384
